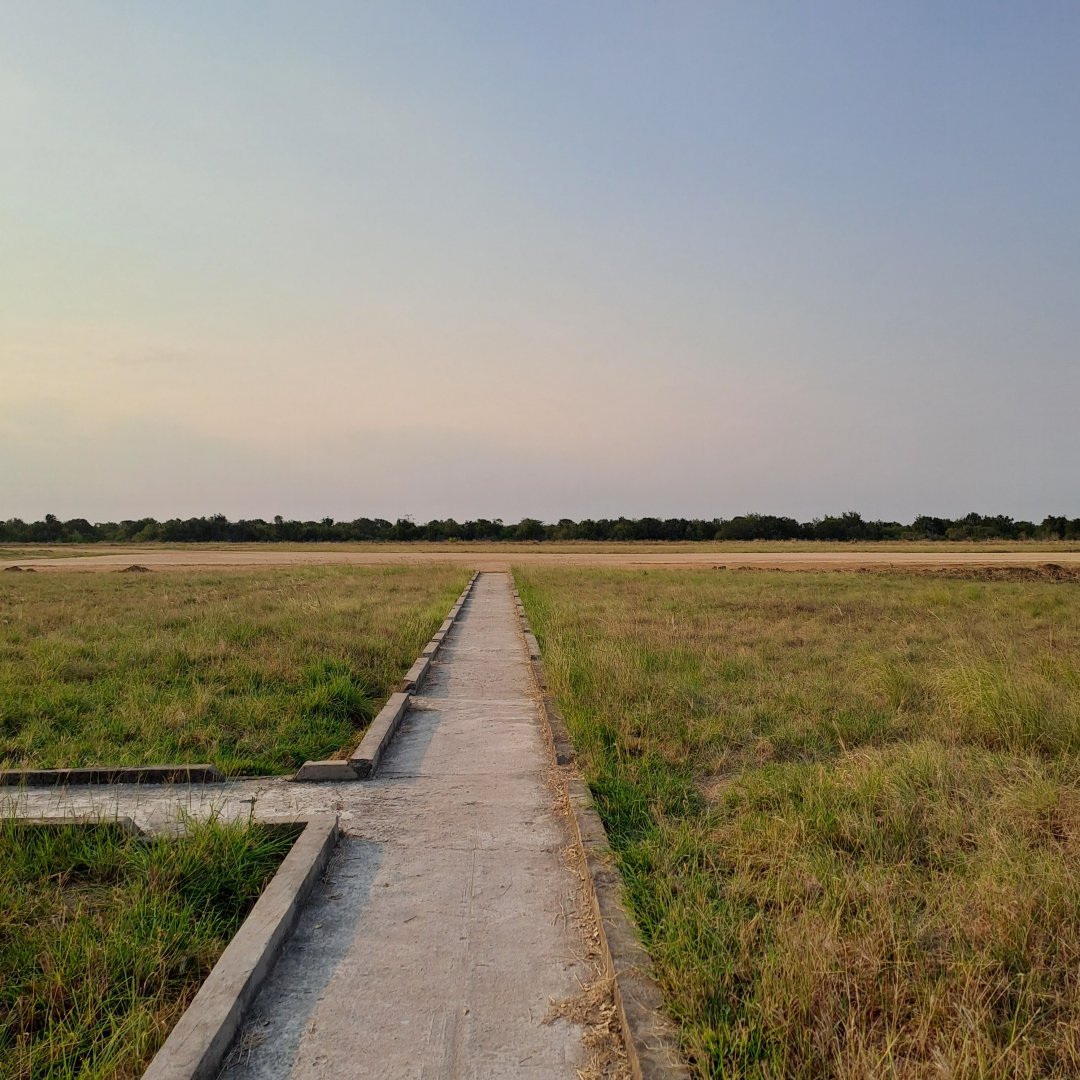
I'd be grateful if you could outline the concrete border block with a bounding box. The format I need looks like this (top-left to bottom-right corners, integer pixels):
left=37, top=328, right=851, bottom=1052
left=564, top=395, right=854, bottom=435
left=511, top=583, right=688, bottom=1080
left=8, top=813, right=143, bottom=835
left=398, top=655, right=430, bottom=693
left=349, top=692, right=411, bottom=779
left=0, top=764, right=226, bottom=787
left=142, top=814, right=338, bottom=1080
left=291, top=759, right=358, bottom=782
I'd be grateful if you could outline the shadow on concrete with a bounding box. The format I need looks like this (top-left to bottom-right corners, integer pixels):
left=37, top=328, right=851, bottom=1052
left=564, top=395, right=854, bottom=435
left=376, top=704, right=441, bottom=785
left=220, top=838, right=383, bottom=1079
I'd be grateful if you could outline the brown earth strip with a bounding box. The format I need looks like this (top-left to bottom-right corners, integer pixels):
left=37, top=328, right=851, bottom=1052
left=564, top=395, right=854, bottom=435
left=5, top=545, right=1080, bottom=574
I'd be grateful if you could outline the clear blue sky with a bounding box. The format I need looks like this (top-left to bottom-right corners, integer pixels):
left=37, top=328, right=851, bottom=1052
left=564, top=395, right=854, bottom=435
left=2, top=2, right=1077, bottom=523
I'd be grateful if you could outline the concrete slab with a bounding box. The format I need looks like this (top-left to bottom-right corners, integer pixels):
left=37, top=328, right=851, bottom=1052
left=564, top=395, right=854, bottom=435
left=421, top=658, right=535, bottom=700
left=380, top=707, right=548, bottom=781
left=291, top=760, right=358, bottom=783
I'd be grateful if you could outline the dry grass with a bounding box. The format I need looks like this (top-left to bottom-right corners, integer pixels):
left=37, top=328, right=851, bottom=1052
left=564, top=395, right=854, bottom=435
left=0, top=565, right=468, bottom=773
left=516, top=567, right=1080, bottom=1078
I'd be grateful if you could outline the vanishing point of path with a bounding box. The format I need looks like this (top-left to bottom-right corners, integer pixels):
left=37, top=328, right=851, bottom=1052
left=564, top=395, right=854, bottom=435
left=13, top=572, right=596, bottom=1077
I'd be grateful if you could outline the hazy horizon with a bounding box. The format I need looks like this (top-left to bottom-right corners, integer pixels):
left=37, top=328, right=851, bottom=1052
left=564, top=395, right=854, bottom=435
left=3, top=3, right=1078, bottom=524
left=3, top=508, right=1077, bottom=530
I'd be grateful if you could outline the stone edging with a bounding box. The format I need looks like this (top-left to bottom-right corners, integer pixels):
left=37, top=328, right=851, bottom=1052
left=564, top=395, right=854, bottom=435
left=10, top=813, right=143, bottom=834
left=142, top=814, right=339, bottom=1080
left=0, top=764, right=226, bottom=788
left=348, top=692, right=410, bottom=778
left=511, top=584, right=689, bottom=1079
left=293, top=572, right=479, bottom=781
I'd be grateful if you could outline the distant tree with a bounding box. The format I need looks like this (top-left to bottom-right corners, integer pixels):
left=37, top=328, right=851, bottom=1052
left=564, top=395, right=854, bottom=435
left=813, top=511, right=868, bottom=542
left=389, top=517, right=418, bottom=541
left=912, top=515, right=949, bottom=539
left=514, top=518, right=545, bottom=541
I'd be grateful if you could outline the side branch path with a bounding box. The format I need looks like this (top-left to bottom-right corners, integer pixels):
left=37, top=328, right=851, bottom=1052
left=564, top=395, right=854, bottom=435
left=225, top=571, right=597, bottom=1077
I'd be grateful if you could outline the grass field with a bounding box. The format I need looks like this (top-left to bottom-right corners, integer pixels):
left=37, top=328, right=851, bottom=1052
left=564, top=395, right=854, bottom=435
left=0, top=815, right=295, bottom=1080
left=517, top=567, right=1080, bottom=1078
left=0, top=548, right=98, bottom=560
left=0, top=565, right=468, bottom=773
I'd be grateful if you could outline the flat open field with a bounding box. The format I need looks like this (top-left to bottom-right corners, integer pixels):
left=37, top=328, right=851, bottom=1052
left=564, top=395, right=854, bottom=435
left=0, top=817, right=295, bottom=1080
left=0, top=566, right=468, bottom=773
left=3, top=540, right=1080, bottom=573
left=517, top=567, right=1080, bottom=1077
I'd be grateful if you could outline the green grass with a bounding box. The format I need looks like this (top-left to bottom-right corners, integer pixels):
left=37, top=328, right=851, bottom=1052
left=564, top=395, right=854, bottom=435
left=0, top=565, right=468, bottom=773
left=0, top=814, right=296, bottom=1080
left=516, top=567, right=1080, bottom=1078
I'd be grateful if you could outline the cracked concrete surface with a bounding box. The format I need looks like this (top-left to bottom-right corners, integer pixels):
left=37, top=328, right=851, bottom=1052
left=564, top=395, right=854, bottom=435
left=7, top=572, right=591, bottom=1078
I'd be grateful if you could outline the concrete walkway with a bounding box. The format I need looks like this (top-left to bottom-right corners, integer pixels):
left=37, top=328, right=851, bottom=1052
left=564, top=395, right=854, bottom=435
left=225, top=571, right=593, bottom=1078
left=12, top=573, right=593, bottom=1077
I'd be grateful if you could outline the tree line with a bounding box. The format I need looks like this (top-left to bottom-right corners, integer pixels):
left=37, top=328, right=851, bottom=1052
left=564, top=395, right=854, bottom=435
left=3, top=511, right=1079, bottom=544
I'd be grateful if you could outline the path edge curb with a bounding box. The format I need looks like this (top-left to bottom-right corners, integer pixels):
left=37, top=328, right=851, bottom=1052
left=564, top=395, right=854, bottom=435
left=293, top=572, right=479, bottom=782
left=0, top=764, right=227, bottom=788
left=511, top=581, right=689, bottom=1080
left=142, top=813, right=339, bottom=1080
left=347, top=692, right=410, bottom=778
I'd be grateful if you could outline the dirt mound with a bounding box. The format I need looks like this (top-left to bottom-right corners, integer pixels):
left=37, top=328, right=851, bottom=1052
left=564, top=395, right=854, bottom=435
left=719, top=563, right=1080, bottom=584
left=903, top=563, right=1080, bottom=584
left=117, top=564, right=151, bottom=573
left=2, top=565, right=35, bottom=573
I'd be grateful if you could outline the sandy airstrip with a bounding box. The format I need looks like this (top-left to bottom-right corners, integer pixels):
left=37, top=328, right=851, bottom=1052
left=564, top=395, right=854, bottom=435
left=4, top=544, right=1080, bottom=573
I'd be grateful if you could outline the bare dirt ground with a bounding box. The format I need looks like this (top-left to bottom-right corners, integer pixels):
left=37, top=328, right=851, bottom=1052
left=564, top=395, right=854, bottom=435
left=3, top=542, right=1080, bottom=574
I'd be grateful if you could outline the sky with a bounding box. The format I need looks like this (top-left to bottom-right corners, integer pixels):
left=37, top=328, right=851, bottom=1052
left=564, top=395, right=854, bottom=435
left=2, top=1, right=1078, bottom=524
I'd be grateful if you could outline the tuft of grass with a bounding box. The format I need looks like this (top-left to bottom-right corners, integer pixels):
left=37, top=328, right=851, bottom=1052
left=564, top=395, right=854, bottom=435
left=517, top=567, right=1080, bottom=1077
left=0, top=565, right=469, bottom=774
left=0, top=813, right=297, bottom=1080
